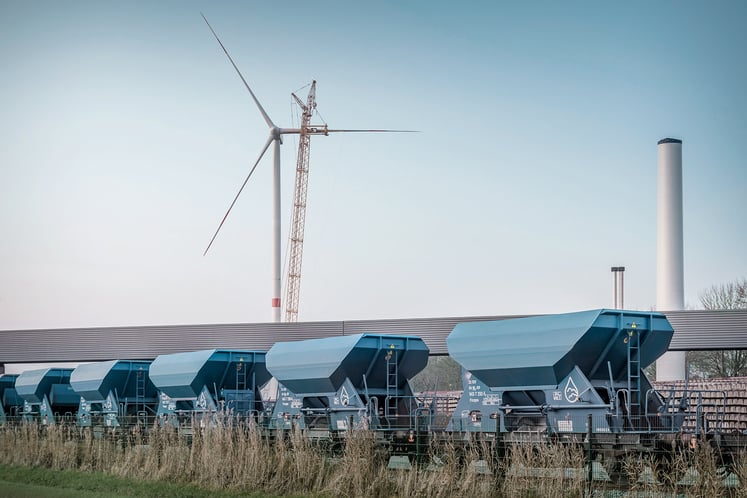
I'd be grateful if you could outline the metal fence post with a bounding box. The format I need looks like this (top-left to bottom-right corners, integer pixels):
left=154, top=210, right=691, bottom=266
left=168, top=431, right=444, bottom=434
left=587, top=413, right=593, bottom=495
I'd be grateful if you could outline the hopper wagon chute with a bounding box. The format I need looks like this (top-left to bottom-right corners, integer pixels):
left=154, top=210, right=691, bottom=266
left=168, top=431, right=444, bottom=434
left=447, top=309, right=702, bottom=436
left=70, top=360, right=157, bottom=429
left=149, top=349, right=270, bottom=427
left=0, top=374, right=24, bottom=424
left=15, top=368, right=78, bottom=425
left=265, top=333, right=429, bottom=435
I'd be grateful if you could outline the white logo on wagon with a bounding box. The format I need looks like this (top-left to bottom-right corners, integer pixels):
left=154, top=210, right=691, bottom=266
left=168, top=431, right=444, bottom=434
left=564, top=377, right=579, bottom=403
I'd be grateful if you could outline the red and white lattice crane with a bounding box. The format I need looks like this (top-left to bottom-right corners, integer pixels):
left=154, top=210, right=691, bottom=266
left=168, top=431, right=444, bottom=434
left=284, top=82, right=317, bottom=322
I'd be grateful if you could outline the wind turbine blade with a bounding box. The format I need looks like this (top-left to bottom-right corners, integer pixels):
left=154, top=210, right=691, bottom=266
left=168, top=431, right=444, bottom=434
left=201, top=13, right=275, bottom=129
left=325, top=129, right=419, bottom=133
left=203, top=136, right=274, bottom=256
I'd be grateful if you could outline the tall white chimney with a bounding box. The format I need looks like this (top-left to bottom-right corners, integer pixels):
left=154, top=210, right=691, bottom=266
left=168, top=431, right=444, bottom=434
left=655, top=138, right=686, bottom=381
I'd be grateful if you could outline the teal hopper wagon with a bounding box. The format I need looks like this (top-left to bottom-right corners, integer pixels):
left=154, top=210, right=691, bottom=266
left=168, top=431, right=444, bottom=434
left=446, top=309, right=702, bottom=436
left=15, top=368, right=78, bottom=425
left=265, top=333, right=429, bottom=435
left=70, top=360, right=157, bottom=429
left=149, top=349, right=271, bottom=427
left=0, top=374, right=24, bottom=424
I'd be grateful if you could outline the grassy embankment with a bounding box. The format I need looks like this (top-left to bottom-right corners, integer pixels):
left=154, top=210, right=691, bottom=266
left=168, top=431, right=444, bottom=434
left=0, top=463, right=266, bottom=498
left=0, top=421, right=744, bottom=497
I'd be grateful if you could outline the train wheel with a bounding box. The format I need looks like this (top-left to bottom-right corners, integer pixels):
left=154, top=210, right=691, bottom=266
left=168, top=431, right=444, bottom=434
left=609, top=451, right=658, bottom=487
left=491, top=439, right=510, bottom=485
left=653, top=450, right=688, bottom=488
left=610, top=460, right=629, bottom=486
left=601, top=454, right=628, bottom=486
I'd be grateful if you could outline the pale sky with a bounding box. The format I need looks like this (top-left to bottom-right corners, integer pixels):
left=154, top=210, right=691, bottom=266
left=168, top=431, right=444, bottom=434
left=1, top=1, right=745, bottom=330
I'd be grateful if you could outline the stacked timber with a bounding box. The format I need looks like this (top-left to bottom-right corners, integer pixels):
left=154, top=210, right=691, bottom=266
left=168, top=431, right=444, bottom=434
left=417, top=391, right=461, bottom=420
left=654, top=377, right=747, bottom=433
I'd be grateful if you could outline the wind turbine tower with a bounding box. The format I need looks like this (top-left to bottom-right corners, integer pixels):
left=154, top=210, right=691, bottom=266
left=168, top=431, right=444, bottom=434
left=201, top=15, right=413, bottom=322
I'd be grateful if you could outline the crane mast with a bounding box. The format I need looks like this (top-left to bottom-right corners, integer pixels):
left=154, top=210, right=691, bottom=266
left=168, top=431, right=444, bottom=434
left=284, top=81, right=318, bottom=322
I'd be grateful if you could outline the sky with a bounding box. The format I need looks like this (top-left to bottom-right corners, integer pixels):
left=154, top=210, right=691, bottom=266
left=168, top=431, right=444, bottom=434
left=1, top=1, right=745, bottom=331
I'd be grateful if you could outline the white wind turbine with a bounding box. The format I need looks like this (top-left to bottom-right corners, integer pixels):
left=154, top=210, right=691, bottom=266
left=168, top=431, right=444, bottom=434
left=201, top=15, right=414, bottom=322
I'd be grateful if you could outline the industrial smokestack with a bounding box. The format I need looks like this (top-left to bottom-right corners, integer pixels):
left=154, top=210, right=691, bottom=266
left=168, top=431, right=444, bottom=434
left=655, top=138, right=686, bottom=381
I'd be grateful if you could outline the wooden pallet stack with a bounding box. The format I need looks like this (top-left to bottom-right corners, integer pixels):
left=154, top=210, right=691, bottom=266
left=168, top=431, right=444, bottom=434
left=654, top=377, right=747, bottom=433
left=416, top=391, right=462, bottom=419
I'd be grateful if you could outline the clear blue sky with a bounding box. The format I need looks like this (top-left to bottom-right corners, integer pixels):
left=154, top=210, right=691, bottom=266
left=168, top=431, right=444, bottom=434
left=1, top=0, right=745, bottom=329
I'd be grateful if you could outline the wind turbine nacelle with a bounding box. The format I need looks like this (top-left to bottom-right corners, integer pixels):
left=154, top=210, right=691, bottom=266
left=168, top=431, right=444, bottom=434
left=305, top=125, right=329, bottom=136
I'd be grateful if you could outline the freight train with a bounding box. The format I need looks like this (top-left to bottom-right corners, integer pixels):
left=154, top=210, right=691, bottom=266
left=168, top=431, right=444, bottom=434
left=1, top=309, right=743, bottom=479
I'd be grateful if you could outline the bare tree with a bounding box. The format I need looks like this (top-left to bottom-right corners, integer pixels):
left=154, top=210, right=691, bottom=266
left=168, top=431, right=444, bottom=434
left=688, top=278, right=747, bottom=378
left=699, top=278, right=747, bottom=310
left=410, top=356, right=462, bottom=392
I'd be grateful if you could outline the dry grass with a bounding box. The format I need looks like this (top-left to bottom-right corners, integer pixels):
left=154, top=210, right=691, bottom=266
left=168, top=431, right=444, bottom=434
left=502, top=441, right=587, bottom=497
left=1, top=421, right=745, bottom=497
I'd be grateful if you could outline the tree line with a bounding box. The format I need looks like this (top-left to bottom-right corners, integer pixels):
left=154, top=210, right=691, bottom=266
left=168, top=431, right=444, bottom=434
left=688, top=277, right=747, bottom=378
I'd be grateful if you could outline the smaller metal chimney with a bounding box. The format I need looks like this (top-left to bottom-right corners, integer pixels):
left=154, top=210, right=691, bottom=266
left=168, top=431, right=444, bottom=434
left=611, top=266, right=625, bottom=309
